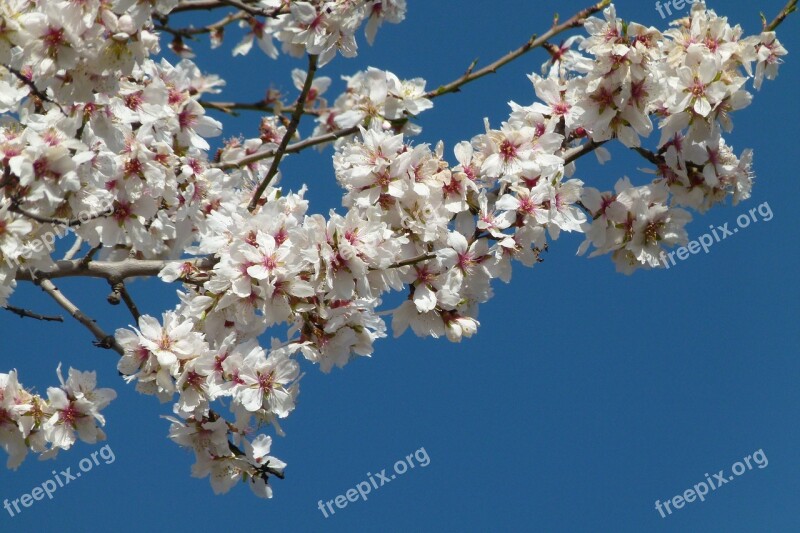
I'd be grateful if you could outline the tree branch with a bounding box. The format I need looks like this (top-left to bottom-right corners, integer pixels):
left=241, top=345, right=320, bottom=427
left=63, top=237, right=84, bottom=261
left=247, top=54, right=319, bottom=212
left=171, top=0, right=226, bottom=13
left=425, top=0, right=611, bottom=99
left=2, top=304, right=64, bottom=322
left=218, top=0, right=273, bottom=17
left=630, top=146, right=662, bottom=166
left=107, top=280, right=142, bottom=322
left=215, top=126, right=359, bottom=171
left=765, top=0, right=798, bottom=31
left=2, top=64, right=65, bottom=113
left=15, top=257, right=216, bottom=283
left=170, top=0, right=287, bottom=17
left=199, top=99, right=321, bottom=117
left=154, top=11, right=245, bottom=38
left=9, top=202, right=111, bottom=227
left=563, top=139, right=608, bottom=164
left=35, top=279, right=123, bottom=354
left=385, top=253, right=437, bottom=270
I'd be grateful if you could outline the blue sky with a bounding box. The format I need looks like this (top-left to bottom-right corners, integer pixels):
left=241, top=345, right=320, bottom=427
left=1, top=1, right=798, bottom=531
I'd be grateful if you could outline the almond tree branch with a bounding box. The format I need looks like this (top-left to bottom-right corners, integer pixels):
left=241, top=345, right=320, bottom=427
left=765, top=0, right=798, bottom=31
left=199, top=99, right=322, bottom=117
left=215, top=125, right=358, bottom=170
left=375, top=253, right=438, bottom=271
left=247, top=54, right=319, bottom=212
left=630, top=146, right=662, bottom=166
left=170, top=0, right=287, bottom=17
left=2, top=64, right=65, bottom=113
left=389, top=254, right=437, bottom=269
left=118, top=285, right=141, bottom=321
left=15, top=257, right=216, bottom=283
left=63, top=237, right=84, bottom=261
left=218, top=0, right=274, bottom=17
left=107, top=280, right=142, bottom=322
left=2, top=304, right=64, bottom=322
left=563, top=139, right=608, bottom=164
left=80, top=244, right=103, bottom=266
left=35, top=278, right=123, bottom=354
left=9, top=202, right=111, bottom=227
left=172, top=0, right=230, bottom=13
left=172, top=0, right=263, bottom=14
left=155, top=11, right=246, bottom=38
left=425, top=0, right=611, bottom=98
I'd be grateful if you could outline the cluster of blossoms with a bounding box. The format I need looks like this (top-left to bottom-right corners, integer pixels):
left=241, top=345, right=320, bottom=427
left=312, top=67, right=433, bottom=141
left=2, top=0, right=164, bottom=105
left=0, top=368, right=115, bottom=470
left=0, top=0, right=415, bottom=497
left=116, top=317, right=297, bottom=496
left=0, top=0, right=789, bottom=498
left=0, top=55, right=231, bottom=300
left=519, top=3, right=786, bottom=272
left=226, top=0, right=407, bottom=65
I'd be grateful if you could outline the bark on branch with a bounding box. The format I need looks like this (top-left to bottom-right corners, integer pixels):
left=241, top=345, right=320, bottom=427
left=15, top=257, right=216, bottom=283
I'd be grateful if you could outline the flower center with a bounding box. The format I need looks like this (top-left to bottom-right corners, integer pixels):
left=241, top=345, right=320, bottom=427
left=499, top=140, right=517, bottom=161
left=59, top=404, right=82, bottom=426
left=258, top=371, right=275, bottom=392
left=553, top=102, right=571, bottom=116
left=643, top=220, right=663, bottom=245
left=44, top=26, right=65, bottom=52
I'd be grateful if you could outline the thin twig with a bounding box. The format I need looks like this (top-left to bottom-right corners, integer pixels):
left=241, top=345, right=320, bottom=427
left=171, top=0, right=246, bottom=13
left=63, top=237, right=84, bottom=261
left=248, top=54, right=319, bottom=212
left=9, top=202, right=110, bottom=227
left=2, top=305, right=64, bottom=322
left=2, top=64, right=65, bottom=113
left=154, top=10, right=245, bottom=38
left=228, top=440, right=285, bottom=478
left=3, top=67, right=64, bottom=114
left=171, top=0, right=226, bottom=12
left=118, top=285, right=141, bottom=321
left=171, top=0, right=287, bottom=17
left=215, top=125, right=358, bottom=171
left=425, top=0, right=611, bottom=99
left=218, top=0, right=272, bottom=17
left=563, top=139, right=607, bottom=164
left=765, top=0, right=798, bottom=31
left=386, top=253, right=437, bottom=269
left=35, top=279, right=122, bottom=354
left=200, top=99, right=321, bottom=117
left=80, top=243, right=104, bottom=267
left=107, top=280, right=142, bottom=321
left=630, top=146, right=662, bottom=166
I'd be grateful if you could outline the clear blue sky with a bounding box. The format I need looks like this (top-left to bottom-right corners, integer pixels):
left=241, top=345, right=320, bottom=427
left=2, top=1, right=798, bottom=531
